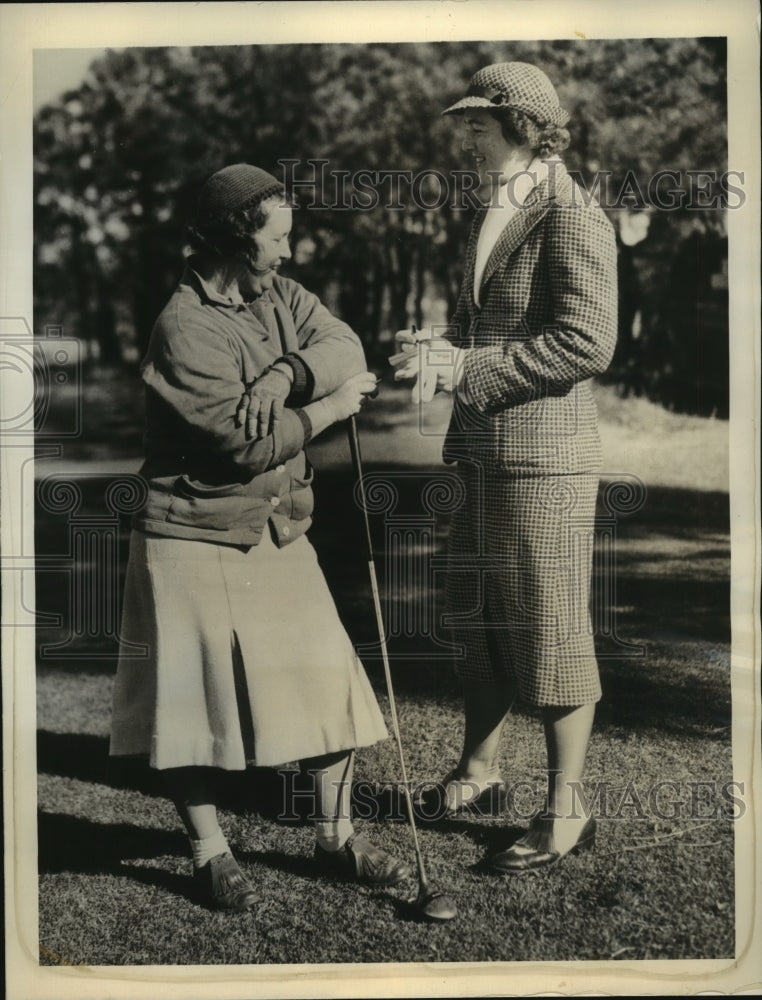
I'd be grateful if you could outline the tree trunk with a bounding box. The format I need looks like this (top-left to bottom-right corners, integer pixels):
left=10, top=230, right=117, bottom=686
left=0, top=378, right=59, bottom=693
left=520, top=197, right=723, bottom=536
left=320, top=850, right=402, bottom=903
left=93, top=269, right=121, bottom=365
left=414, top=239, right=425, bottom=330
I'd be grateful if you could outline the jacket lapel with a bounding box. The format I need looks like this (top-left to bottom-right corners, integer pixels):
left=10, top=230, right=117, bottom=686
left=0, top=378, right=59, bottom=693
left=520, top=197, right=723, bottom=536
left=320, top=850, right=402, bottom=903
left=462, top=209, right=485, bottom=316
left=478, top=161, right=571, bottom=293
left=483, top=200, right=550, bottom=280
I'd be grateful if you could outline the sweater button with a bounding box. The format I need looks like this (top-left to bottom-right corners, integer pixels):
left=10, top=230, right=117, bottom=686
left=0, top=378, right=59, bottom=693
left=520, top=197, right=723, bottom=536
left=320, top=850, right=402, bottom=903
left=270, top=496, right=281, bottom=507
left=282, top=526, right=290, bottom=536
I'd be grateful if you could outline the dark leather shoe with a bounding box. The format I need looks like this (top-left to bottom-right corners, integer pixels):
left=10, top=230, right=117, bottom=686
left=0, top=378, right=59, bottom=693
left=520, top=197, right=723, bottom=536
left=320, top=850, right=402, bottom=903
left=491, top=814, right=597, bottom=874
left=314, top=832, right=413, bottom=886
left=414, top=769, right=507, bottom=822
left=194, top=852, right=257, bottom=911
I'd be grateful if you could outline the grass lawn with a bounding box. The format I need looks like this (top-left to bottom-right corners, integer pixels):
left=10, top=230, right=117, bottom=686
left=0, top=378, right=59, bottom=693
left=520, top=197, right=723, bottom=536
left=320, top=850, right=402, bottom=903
left=34, top=373, right=734, bottom=967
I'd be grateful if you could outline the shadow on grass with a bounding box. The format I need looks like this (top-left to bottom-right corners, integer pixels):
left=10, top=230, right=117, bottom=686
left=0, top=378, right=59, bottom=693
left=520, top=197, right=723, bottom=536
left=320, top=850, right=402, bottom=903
left=37, top=811, right=198, bottom=904
left=597, top=659, right=732, bottom=735
left=234, top=846, right=419, bottom=923
left=39, top=730, right=418, bottom=826
left=35, top=471, right=729, bottom=730
left=37, top=730, right=302, bottom=817
left=114, top=863, right=193, bottom=905
left=38, top=810, right=187, bottom=875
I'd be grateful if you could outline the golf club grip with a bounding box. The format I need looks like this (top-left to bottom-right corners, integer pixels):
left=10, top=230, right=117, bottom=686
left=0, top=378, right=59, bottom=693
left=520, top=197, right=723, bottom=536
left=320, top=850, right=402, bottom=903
left=347, top=415, right=375, bottom=559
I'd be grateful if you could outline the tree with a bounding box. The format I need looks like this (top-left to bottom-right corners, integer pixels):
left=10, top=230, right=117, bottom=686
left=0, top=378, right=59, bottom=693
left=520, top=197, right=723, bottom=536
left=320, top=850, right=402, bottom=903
left=33, top=39, right=729, bottom=412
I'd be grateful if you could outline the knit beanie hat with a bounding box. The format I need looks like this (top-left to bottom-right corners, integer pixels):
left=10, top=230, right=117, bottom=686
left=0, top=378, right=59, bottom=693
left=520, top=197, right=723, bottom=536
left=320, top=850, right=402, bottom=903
left=442, top=62, right=569, bottom=127
left=195, top=164, right=283, bottom=229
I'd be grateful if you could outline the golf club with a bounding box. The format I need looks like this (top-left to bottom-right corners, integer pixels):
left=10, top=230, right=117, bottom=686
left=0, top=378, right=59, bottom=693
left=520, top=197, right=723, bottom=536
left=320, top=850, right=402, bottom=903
left=347, top=413, right=457, bottom=923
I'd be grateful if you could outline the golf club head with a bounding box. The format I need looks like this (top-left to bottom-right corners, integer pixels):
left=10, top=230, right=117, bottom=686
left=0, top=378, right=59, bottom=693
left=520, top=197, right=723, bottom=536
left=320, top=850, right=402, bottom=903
left=414, top=883, right=458, bottom=922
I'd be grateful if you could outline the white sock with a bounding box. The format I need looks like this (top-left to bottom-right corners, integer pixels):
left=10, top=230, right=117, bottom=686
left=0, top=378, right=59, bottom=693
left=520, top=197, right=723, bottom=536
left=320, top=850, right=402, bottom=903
left=190, top=829, right=230, bottom=869
left=314, top=818, right=354, bottom=852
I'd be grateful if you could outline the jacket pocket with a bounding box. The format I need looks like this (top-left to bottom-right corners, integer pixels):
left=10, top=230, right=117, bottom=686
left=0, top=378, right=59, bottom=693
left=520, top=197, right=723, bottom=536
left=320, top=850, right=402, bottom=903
left=166, top=475, right=246, bottom=530
left=292, top=456, right=314, bottom=489
left=289, top=459, right=315, bottom=522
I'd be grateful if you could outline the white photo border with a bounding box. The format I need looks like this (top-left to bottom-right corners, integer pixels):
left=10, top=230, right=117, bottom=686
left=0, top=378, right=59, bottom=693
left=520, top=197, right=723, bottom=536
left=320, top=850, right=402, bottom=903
left=2, top=1, right=760, bottom=997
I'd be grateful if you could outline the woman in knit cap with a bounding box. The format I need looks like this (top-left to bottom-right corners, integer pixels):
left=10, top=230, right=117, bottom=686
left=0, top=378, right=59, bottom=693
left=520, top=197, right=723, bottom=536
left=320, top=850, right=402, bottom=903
left=392, top=62, right=618, bottom=871
left=110, top=163, right=411, bottom=911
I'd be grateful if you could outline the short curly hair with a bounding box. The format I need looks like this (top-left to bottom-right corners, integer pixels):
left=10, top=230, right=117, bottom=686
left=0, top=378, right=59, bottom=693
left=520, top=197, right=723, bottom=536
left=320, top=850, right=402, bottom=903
left=488, top=106, right=570, bottom=157
left=187, top=186, right=292, bottom=264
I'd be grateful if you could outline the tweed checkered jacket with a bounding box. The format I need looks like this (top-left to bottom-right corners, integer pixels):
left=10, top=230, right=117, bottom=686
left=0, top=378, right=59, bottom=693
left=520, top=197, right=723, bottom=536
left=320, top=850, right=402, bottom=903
left=443, top=160, right=618, bottom=475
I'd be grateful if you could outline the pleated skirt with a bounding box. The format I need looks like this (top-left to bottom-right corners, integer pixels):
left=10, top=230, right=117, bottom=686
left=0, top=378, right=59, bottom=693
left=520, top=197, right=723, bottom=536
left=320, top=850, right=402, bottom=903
left=110, top=528, right=388, bottom=769
left=444, top=468, right=602, bottom=706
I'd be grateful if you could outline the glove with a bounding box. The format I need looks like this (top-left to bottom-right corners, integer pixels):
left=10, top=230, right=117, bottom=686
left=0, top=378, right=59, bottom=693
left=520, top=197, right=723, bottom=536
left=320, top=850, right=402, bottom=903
left=389, top=329, right=465, bottom=402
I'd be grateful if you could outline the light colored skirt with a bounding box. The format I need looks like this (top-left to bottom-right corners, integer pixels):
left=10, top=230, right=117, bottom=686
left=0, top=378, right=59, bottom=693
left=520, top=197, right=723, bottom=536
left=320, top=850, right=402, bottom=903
left=444, top=469, right=602, bottom=706
left=110, top=528, right=388, bottom=769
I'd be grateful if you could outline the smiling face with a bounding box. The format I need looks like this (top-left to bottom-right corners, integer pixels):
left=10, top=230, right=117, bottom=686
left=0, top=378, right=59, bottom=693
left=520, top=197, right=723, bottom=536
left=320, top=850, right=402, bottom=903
left=460, top=110, right=534, bottom=192
left=239, top=197, right=293, bottom=298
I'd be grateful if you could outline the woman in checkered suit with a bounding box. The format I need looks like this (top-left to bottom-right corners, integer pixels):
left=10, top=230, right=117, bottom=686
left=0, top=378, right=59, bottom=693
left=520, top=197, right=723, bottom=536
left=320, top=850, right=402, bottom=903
left=392, top=62, right=618, bottom=871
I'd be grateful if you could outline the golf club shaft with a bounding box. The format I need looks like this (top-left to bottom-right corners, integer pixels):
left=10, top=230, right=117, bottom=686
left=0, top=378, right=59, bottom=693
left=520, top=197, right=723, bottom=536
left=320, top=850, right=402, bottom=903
left=347, top=414, right=430, bottom=892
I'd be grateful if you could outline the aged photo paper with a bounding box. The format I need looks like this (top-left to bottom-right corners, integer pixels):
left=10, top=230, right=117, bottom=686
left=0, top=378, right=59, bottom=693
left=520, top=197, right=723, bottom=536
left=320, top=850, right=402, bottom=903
left=2, top=1, right=760, bottom=997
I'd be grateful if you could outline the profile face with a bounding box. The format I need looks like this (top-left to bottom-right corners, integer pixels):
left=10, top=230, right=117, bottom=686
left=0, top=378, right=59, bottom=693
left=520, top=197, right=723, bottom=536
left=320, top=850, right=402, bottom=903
left=460, top=109, right=530, bottom=190
left=244, top=198, right=293, bottom=296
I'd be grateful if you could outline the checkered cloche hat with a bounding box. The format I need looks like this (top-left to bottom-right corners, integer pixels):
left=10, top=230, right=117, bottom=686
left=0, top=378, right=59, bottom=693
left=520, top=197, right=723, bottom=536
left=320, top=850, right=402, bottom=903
left=442, top=61, right=569, bottom=127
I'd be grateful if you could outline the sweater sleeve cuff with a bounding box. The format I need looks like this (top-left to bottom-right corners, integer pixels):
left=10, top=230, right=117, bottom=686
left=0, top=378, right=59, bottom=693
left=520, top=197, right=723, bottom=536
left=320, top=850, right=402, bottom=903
left=279, top=353, right=315, bottom=405
left=293, top=407, right=313, bottom=444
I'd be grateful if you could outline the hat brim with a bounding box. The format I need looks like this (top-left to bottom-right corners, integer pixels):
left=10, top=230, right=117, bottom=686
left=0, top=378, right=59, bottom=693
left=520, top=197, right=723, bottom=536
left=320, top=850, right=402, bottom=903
left=441, top=96, right=496, bottom=115
left=441, top=96, right=570, bottom=127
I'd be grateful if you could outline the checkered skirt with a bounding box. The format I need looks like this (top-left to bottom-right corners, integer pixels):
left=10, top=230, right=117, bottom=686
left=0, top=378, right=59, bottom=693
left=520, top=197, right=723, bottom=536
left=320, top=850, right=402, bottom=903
left=443, top=465, right=602, bottom=706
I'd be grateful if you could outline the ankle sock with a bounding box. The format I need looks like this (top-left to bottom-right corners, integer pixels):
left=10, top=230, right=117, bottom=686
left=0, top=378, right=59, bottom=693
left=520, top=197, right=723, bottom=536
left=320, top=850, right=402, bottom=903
left=190, top=829, right=230, bottom=869
left=314, top=818, right=354, bottom=853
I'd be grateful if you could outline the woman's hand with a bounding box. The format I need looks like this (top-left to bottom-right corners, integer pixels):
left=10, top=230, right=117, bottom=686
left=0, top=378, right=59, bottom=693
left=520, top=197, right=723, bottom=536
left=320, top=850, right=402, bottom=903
left=389, top=329, right=465, bottom=402
left=324, top=371, right=379, bottom=421
left=389, top=327, right=435, bottom=401
left=300, top=372, right=378, bottom=442
left=235, top=366, right=293, bottom=440
left=392, top=327, right=430, bottom=353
